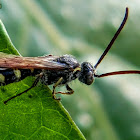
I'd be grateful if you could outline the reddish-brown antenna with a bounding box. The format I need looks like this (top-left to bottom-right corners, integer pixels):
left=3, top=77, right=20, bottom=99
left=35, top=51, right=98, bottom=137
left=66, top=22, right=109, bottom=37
left=95, top=70, right=140, bottom=78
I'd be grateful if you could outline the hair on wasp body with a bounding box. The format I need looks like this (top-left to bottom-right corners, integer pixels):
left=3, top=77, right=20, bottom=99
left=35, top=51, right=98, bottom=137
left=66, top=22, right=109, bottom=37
left=1, top=7, right=140, bottom=104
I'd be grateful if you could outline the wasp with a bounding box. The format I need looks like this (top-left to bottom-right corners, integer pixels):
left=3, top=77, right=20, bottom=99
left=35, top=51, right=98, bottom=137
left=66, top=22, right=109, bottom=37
left=1, top=7, right=140, bottom=104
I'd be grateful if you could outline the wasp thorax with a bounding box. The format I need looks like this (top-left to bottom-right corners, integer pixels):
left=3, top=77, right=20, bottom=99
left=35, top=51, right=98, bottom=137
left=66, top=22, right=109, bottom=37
left=78, top=62, right=95, bottom=85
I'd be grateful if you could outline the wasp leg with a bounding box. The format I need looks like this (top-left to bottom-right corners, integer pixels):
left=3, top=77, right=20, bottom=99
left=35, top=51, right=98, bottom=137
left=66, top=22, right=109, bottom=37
left=56, top=84, right=74, bottom=95
left=52, top=77, right=63, bottom=100
left=4, top=73, right=43, bottom=104
left=53, top=83, right=74, bottom=101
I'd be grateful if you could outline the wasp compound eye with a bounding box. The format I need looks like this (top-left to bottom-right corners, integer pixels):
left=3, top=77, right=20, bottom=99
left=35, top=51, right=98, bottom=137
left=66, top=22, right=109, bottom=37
left=78, top=62, right=94, bottom=85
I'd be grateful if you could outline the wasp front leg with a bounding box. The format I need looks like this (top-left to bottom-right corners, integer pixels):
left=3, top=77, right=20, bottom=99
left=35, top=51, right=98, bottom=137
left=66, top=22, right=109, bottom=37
left=52, top=79, right=74, bottom=100
left=52, top=77, right=63, bottom=100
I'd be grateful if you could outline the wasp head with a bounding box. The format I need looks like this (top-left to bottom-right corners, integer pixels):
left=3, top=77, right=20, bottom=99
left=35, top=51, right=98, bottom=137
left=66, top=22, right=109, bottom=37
left=78, top=62, right=95, bottom=85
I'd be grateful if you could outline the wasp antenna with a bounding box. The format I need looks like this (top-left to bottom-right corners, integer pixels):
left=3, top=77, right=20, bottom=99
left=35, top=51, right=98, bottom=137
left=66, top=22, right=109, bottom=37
left=95, top=70, right=140, bottom=78
left=94, top=7, right=129, bottom=69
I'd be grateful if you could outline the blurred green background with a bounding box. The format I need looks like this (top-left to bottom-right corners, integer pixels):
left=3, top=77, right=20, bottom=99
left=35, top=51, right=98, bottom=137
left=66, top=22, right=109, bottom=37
left=0, top=0, right=140, bottom=140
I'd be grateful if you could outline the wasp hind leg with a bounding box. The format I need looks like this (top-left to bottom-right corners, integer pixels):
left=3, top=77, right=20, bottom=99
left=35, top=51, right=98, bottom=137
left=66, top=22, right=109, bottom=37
left=4, top=73, right=43, bottom=104
left=52, top=78, right=74, bottom=100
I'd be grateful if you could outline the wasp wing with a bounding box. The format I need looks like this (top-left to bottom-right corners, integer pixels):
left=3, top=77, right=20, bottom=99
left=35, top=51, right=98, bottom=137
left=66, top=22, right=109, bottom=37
left=0, top=53, right=68, bottom=70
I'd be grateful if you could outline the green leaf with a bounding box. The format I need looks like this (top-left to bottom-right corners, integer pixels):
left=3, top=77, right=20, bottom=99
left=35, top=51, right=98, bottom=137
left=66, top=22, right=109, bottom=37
left=0, top=20, right=19, bottom=55
left=0, top=20, right=85, bottom=139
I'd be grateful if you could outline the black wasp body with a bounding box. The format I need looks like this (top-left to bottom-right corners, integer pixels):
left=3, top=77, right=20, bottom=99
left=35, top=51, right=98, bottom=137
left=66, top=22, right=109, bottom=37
left=0, top=54, right=94, bottom=86
left=1, top=54, right=95, bottom=104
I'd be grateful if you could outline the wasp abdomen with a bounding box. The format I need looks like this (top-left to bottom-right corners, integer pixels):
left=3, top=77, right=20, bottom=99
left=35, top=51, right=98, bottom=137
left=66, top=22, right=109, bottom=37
left=0, top=69, right=39, bottom=85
